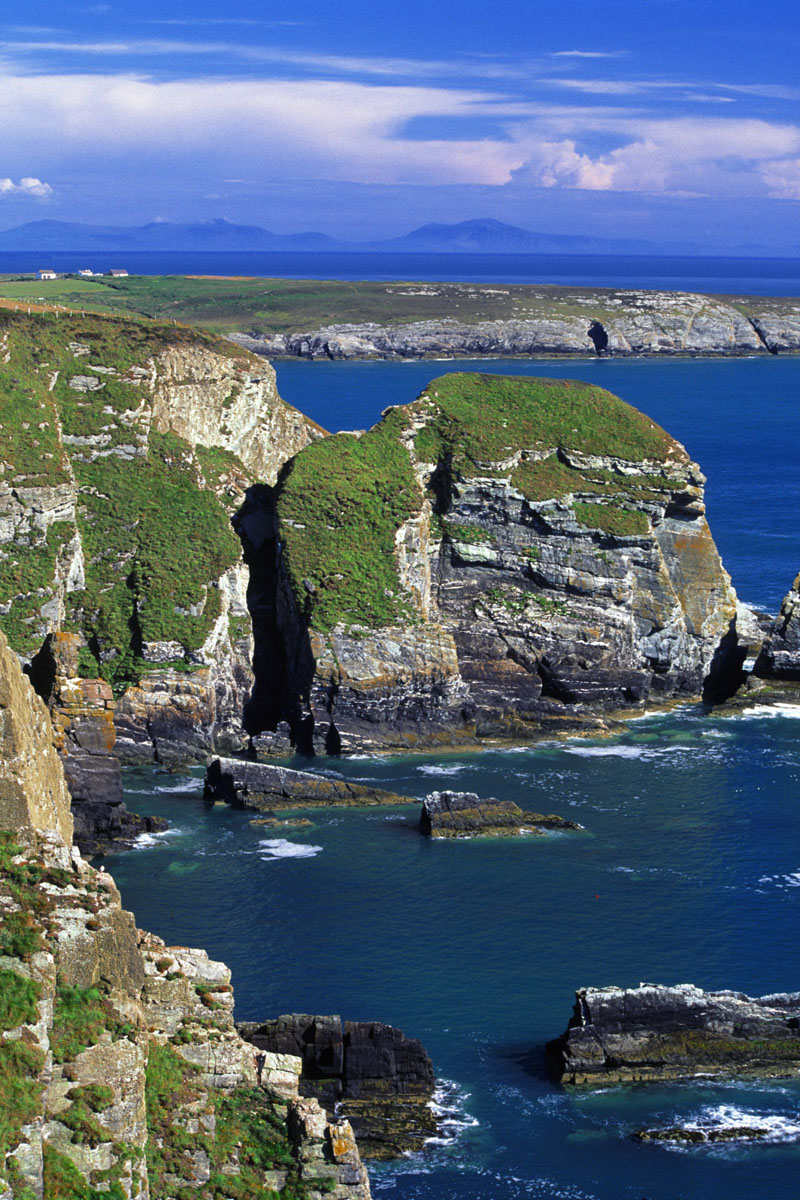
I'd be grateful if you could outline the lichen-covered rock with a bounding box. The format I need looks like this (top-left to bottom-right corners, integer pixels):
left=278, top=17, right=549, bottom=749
left=205, top=757, right=415, bottom=809
left=261, top=372, right=740, bottom=753
left=420, top=789, right=582, bottom=838
left=0, top=309, right=321, bottom=767
left=547, top=983, right=800, bottom=1086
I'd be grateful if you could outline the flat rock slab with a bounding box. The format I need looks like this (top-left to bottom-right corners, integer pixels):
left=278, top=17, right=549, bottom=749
left=547, top=983, right=800, bottom=1085
left=420, top=789, right=582, bottom=838
left=204, top=756, right=415, bottom=809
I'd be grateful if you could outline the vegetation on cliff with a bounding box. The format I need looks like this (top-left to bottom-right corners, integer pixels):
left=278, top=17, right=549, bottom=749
left=0, top=310, right=251, bottom=675
left=275, top=372, right=683, bottom=633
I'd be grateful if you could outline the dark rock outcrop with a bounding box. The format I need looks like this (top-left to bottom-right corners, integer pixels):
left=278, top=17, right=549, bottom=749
left=420, top=789, right=582, bottom=838
left=754, top=572, right=800, bottom=679
left=547, top=983, right=800, bottom=1086
left=205, top=756, right=416, bottom=810
left=238, top=1014, right=437, bottom=1158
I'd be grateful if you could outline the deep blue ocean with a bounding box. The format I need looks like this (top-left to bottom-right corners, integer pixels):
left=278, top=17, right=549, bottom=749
left=102, top=351, right=800, bottom=1200
left=2, top=250, right=800, bottom=296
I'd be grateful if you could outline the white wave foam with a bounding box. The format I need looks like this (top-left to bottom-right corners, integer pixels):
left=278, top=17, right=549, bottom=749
left=653, top=1103, right=800, bottom=1148
left=132, top=827, right=183, bottom=849
left=417, top=764, right=464, bottom=776
left=758, top=869, right=800, bottom=889
left=563, top=743, right=690, bottom=760
left=257, top=838, right=322, bottom=860
left=154, top=777, right=204, bottom=794
left=426, top=1079, right=479, bottom=1148
left=733, top=703, right=800, bottom=720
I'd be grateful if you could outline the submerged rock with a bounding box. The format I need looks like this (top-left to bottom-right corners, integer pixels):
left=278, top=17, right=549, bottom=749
left=204, top=756, right=415, bottom=809
left=420, top=789, right=581, bottom=838
left=238, top=1014, right=437, bottom=1158
left=633, top=1124, right=772, bottom=1144
left=547, top=983, right=800, bottom=1086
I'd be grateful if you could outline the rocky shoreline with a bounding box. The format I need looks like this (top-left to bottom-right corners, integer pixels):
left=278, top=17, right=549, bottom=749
left=229, top=289, right=800, bottom=361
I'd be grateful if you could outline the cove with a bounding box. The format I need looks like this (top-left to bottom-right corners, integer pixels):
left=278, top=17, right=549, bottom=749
left=104, top=356, right=800, bottom=1199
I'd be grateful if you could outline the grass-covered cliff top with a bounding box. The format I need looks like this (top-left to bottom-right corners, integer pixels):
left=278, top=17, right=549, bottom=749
left=0, top=310, right=254, bottom=674
left=412, top=372, right=683, bottom=468
left=275, top=372, right=686, bottom=632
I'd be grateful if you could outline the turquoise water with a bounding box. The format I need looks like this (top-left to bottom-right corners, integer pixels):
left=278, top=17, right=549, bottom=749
left=103, top=357, right=800, bottom=1198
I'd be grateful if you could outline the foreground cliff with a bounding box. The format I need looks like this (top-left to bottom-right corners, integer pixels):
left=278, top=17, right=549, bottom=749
left=258, top=372, right=739, bottom=753
left=0, top=308, right=321, bottom=771
left=0, top=627, right=371, bottom=1198
left=547, top=983, right=800, bottom=1086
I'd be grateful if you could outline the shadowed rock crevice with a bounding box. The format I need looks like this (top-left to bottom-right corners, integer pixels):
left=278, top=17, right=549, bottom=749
left=587, top=320, right=609, bottom=354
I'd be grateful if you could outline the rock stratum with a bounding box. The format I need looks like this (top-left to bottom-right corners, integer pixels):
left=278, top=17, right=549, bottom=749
left=238, top=1015, right=437, bottom=1159
left=0, top=308, right=321, bottom=784
left=259, top=371, right=740, bottom=753
left=230, top=289, right=800, bottom=360
left=547, top=983, right=800, bottom=1086
left=0, top=624, right=373, bottom=1199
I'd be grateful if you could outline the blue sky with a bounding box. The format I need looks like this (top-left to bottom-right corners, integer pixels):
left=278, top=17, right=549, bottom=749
left=2, top=0, right=800, bottom=248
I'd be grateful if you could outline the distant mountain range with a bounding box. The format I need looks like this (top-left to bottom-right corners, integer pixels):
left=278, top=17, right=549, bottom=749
left=0, top=216, right=791, bottom=257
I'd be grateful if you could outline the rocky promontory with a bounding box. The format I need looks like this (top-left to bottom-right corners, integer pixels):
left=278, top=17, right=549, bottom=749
left=239, top=1015, right=437, bottom=1159
left=0, top=308, right=322, bottom=779
left=420, top=789, right=582, bottom=838
left=230, top=288, right=800, bottom=361
left=257, top=371, right=740, bottom=754
left=547, top=983, right=800, bottom=1086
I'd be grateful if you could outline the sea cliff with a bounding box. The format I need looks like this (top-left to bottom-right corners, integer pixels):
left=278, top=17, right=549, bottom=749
left=0, top=625, right=372, bottom=1199
left=258, top=372, right=740, bottom=753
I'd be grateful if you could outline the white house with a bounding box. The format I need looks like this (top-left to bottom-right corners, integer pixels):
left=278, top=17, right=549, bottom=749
left=78, top=268, right=94, bottom=277
left=108, top=268, right=129, bottom=277
left=37, top=269, right=57, bottom=280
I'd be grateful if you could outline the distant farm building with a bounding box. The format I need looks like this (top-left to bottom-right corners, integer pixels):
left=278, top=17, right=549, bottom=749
left=37, top=269, right=57, bottom=280
left=108, top=268, right=129, bottom=277
left=78, top=269, right=94, bottom=277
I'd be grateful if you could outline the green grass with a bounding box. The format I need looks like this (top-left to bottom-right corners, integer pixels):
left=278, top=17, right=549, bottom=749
left=0, top=309, right=248, bottom=675
left=573, top=501, right=650, bottom=537
left=0, top=969, right=41, bottom=1031
left=276, top=405, right=422, bottom=631
left=50, top=983, right=133, bottom=1063
left=0, top=1040, right=45, bottom=1161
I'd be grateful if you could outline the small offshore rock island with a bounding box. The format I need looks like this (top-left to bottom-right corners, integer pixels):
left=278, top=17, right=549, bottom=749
left=2, top=303, right=800, bottom=1196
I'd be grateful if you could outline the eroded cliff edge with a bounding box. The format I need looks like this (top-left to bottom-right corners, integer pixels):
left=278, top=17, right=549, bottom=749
left=256, top=372, right=740, bottom=753
left=0, top=627, right=372, bottom=1199
left=0, top=309, right=322, bottom=771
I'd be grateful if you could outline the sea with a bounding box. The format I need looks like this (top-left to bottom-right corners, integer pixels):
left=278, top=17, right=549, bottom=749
left=94, top=255, right=800, bottom=1200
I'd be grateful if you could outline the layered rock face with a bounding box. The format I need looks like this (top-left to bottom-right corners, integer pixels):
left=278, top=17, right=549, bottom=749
left=230, top=290, right=784, bottom=360
left=547, top=983, right=800, bottom=1086
left=262, top=373, right=739, bottom=753
left=0, top=309, right=320, bottom=767
left=239, top=1015, right=437, bottom=1158
left=0, top=627, right=371, bottom=1199
left=205, top=757, right=415, bottom=810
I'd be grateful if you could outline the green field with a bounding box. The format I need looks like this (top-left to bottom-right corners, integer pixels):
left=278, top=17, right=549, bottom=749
left=0, top=272, right=793, bottom=338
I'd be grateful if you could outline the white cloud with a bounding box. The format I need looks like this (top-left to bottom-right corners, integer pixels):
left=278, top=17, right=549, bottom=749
left=0, top=176, right=52, bottom=198
left=550, top=50, right=625, bottom=59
